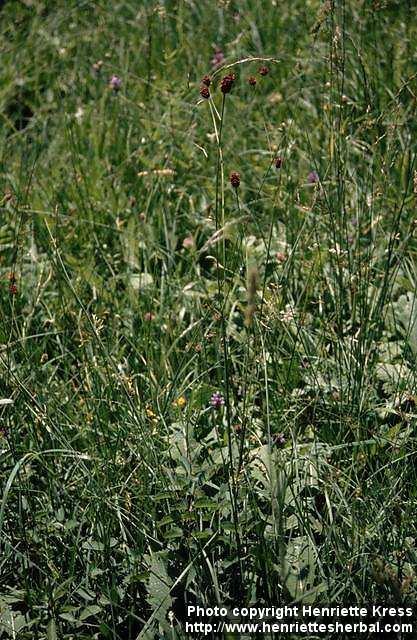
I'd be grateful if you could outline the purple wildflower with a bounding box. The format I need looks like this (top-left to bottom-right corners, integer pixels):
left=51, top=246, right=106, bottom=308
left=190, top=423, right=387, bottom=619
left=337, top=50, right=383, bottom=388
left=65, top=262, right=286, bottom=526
left=210, top=392, right=225, bottom=409
left=307, top=171, right=319, bottom=184
left=109, top=75, right=122, bottom=91
left=273, top=433, right=286, bottom=448
left=211, top=48, right=225, bottom=68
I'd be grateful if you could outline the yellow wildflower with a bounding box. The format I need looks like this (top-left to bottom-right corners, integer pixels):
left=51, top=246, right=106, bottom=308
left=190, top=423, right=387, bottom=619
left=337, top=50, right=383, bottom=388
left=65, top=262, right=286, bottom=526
left=173, top=396, right=186, bottom=409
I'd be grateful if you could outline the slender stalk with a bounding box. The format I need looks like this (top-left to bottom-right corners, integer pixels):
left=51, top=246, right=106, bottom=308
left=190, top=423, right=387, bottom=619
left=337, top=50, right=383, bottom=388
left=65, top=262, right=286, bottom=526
left=209, top=91, right=244, bottom=596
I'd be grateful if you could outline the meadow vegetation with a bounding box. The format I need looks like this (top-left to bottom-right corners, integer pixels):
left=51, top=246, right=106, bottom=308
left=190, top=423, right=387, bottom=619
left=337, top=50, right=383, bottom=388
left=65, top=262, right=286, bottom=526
left=1, top=0, right=417, bottom=637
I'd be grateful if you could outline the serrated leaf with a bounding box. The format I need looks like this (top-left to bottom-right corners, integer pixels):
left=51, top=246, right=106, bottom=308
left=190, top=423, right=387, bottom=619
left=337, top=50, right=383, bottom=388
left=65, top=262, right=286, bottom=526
left=194, top=498, right=218, bottom=509
left=144, top=552, right=173, bottom=627
left=79, top=605, right=103, bottom=621
left=164, top=526, right=183, bottom=539
left=47, top=618, right=57, bottom=640
left=283, top=535, right=317, bottom=602
left=82, top=539, right=105, bottom=551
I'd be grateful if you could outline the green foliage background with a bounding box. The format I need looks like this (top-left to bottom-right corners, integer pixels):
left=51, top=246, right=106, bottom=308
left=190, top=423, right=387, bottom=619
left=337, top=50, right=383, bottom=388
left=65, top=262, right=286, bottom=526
left=1, top=0, right=417, bottom=637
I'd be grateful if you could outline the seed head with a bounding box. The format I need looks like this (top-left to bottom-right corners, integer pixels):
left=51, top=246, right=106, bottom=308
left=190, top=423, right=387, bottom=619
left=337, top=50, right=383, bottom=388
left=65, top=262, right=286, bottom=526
left=259, top=66, right=270, bottom=76
left=220, top=73, right=236, bottom=95
left=248, top=76, right=257, bottom=86
left=230, top=171, right=240, bottom=189
left=210, top=392, right=225, bottom=409
left=109, top=75, right=122, bottom=91
left=200, top=85, right=210, bottom=100
left=202, top=75, right=211, bottom=87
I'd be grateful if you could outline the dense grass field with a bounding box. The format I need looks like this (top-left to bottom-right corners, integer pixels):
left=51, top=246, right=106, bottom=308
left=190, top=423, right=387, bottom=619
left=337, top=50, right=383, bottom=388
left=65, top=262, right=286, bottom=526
left=1, top=0, right=417, bottom=638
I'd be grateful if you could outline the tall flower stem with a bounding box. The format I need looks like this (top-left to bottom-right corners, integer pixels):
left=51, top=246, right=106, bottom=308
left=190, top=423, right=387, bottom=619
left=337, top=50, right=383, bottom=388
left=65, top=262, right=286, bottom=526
left=209, top=91, right=244, bottom=596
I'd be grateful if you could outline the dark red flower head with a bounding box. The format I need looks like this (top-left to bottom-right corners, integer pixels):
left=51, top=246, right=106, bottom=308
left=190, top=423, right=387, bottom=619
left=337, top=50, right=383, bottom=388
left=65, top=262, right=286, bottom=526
left=259, top=66, right=270, bottom=76
left=9, top=283, right=17, bottom=295
left=202, top=75, right=211, bottom=87
left=200, top=85, right=210, bottom=99
left=220, top=73, right=236, bottom=94
left=248, top=76, right=257, bottom=86
left=230, top=171, right=240, bottom=189
left=275, top=156, right=283, bottom=169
